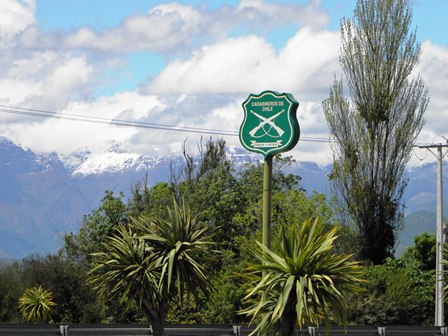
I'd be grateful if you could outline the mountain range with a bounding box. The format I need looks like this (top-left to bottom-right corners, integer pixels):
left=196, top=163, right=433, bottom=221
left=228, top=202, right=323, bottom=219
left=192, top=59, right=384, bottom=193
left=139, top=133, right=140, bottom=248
left=0, top=136, right=446, bottom=259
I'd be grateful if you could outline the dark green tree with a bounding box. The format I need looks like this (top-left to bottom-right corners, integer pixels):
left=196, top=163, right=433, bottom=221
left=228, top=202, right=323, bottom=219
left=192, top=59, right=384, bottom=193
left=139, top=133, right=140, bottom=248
left=208, top=186, right=343, bottom=325
left=20, top=254, right=111, bottom=323
left=347, top=257, right=434, bottom=325
left=128, top=181, right=174, bottom=220
left=62, top=190, right=128, bottom=264
left=402, top=232, right=436, bottom=271
left=322, top=0, right=428, bottom=264
left=0, top=261, right=22, bottom=322
left=89, top=199, right=215, bottom=336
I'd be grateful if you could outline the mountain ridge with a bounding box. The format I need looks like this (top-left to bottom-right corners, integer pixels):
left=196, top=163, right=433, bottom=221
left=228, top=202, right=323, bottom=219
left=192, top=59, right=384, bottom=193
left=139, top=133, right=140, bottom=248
left=0, top=136, right=445, bottom=259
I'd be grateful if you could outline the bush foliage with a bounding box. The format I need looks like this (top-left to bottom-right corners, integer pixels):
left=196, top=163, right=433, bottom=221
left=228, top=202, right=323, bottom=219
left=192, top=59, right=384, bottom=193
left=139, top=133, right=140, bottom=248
left=0, top=139, right=438, bottom=326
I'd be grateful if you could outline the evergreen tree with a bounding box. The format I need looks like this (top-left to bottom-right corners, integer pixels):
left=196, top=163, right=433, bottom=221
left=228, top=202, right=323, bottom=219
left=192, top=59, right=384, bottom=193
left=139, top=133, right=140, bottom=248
left=322, top=0, right=428, bottom=264
left=62, top=190, right=128, bottom=265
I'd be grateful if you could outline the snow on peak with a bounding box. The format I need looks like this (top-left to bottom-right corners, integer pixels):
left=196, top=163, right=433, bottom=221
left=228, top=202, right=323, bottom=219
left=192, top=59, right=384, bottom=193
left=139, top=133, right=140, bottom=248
left=57, top=139, right=153, bottom=176
left=105, top=140, right=128, bottom=154
left=59, top=150, right=91, bottom=171
left=0, top=136, right=31, bottom=153
left=67, top=140, right=166, bottom=176
left=225, top=145, right=259, bottom=163
left=72, top=151, right=142, bottom=176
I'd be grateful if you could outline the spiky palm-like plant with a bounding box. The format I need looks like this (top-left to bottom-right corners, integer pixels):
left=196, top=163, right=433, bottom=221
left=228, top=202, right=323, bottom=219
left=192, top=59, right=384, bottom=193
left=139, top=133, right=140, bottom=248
left=133, top=198, right=215, bottom=300
left=89, top=225, right=160, bottom=321
left=89, top=198, right=214, bottom=336
left=241, top=218, right=365, bottom=336
left=18, top=286, right=56, bottom=323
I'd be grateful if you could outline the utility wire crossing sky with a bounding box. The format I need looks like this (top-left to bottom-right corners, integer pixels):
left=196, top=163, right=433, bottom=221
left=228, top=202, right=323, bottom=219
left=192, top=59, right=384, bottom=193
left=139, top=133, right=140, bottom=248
left=0, top=0, right=447, bottom=165
left=0, top=104, right=332, bottom=142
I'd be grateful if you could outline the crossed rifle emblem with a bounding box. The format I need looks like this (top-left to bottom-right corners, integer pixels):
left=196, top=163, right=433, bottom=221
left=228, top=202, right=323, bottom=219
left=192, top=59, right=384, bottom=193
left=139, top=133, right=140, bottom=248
left=249, top=109, right=285, bottom=138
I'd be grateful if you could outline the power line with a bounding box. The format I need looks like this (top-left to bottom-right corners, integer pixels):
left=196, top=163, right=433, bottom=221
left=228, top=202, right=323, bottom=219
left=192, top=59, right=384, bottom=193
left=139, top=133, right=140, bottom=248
left=0, top=104, right=333, bottom=143
left=0, top=104, right=440, bottom=147
left=0, top=105, right=236, bottom=136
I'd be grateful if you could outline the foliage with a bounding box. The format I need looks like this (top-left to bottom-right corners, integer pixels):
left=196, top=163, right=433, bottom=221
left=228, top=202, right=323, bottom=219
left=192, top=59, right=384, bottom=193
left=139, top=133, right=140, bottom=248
left=89, top=198, right=215, bottom=336
left=166, top=291, right=214, bottom=324
left=0, top=137, right=440, bottom=326
left=62, top=190, right=128, bottom=265
left=349, top=233, right=436, bottom=326
left=175, top=137, right=227, bottom=194
left=133, top=199, right=215, bottom=301
left=0, top=261, right=23, bottom=322
left=184, top=160, right=245, bottom=250
left=348, top=257, right=434, bottom=325
left=402, top=232, right=436, bottom=271
left=208, top=280, right=245, bottom=323
left=205, top=248, right=249, bottom=324
left=115, top=141, right=324, bottom=325
left=322, top=0, right=428, bottom=264
left=128, top=179, right=175, bottom=220
left=19, top=254, right=111, bottom=323
left=18, top=286, right=56, bottom=323
left=241, top=218, right=365, bottom=336
left=89, top=224, right=158, bottom=314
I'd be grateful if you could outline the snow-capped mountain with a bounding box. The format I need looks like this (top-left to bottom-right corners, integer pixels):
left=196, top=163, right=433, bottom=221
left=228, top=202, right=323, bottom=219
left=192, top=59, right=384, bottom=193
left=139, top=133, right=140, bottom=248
left=0, top=137, right=170, bottom=259
left=0, top=136, right=445, bottom=259
left=58, top=140, right=157, bottom=176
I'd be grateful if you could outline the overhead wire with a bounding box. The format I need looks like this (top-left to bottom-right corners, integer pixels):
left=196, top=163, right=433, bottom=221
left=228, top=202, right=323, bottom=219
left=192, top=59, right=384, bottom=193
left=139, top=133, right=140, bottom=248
left=411, top=146, right=428, bottom=161
left=0, top=104, right=334, bottom=143
left=0, top=104, right=236, bottom=136
left=0, top=104, right=439, bottom=147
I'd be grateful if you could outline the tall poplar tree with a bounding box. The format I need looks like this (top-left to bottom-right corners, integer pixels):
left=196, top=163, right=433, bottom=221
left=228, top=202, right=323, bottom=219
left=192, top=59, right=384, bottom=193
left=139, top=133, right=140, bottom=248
left=322, top=0, right=428, bottom=264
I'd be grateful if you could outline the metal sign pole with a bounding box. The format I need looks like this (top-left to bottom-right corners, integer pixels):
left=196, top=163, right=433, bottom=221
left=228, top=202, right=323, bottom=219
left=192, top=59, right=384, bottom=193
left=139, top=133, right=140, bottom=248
left=239, top=90, right=300, bottom=252
left=263, top=155, right=273, bottom=249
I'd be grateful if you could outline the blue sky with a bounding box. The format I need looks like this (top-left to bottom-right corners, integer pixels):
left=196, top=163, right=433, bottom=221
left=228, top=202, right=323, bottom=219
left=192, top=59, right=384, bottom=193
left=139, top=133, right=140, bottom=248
left=36, top=0, right=448, bottom=43
left=36, top=0, right=350, bottom=93
left=0, top=0, right=447, bottom=165
left=33, top=0, right=448, bottom=95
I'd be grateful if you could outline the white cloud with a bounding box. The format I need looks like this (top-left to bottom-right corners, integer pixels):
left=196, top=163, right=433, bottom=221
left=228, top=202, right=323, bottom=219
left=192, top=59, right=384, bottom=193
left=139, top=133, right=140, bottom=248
left=63, top=28, right=96, bottom=48
left=0, top=51, right=95, bottom=111
left=147, top=35, right=276, bottom=94
left=0, top=20, right=341, bottom=163
left=288, top=140, right=332, bottom=166
left=0, top=0, right=35, bottom=47
left=148, top=27, right=340, bottom=98
left=237, top=0, right=329, bottom=29
left=22, top=1, right=329, bottom=54
left=417, top=41, right=448, bottom=138
left=40, top=57, right=94, bottom=102
left=1, top=0, right=446, bottom=169
left=278, top=28, right=340, bottom=95
left=42, top=3, right=204, bottom=53
left=0, top=92, right=166, bottom=155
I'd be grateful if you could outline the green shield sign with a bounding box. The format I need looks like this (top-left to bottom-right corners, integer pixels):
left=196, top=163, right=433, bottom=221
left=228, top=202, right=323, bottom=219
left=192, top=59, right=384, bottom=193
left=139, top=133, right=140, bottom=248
left=239, top=90, right=300, bottom=158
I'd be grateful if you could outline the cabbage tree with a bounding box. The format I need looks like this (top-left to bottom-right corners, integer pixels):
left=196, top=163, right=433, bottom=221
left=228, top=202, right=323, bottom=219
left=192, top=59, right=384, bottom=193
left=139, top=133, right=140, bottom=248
left=89, top=199, right=214, bottom=336
left=241, top=218, right=365, bottom=336
left=18, top=286, right=56, bottom=323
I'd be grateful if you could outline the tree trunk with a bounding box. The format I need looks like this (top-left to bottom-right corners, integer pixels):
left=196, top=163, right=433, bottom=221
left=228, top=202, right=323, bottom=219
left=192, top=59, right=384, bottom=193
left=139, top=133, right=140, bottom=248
left=141, top=298, right=166, bottom=336
left=280, top=308, right=296, bottom=336
left=151, top=322, right=164, bottom=336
